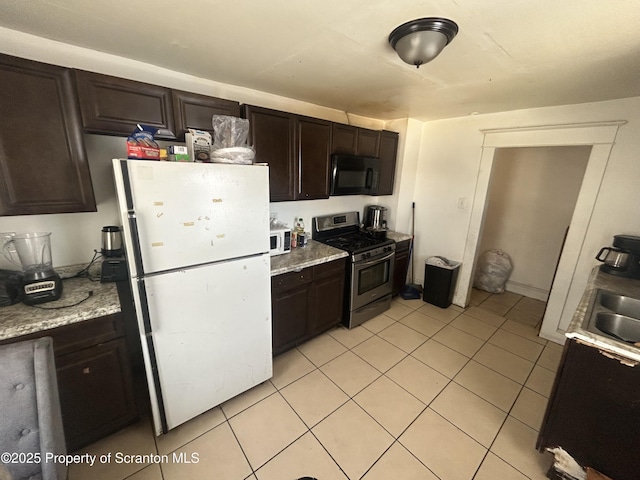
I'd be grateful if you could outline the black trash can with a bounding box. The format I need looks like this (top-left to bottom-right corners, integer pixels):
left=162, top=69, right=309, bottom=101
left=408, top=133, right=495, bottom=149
left=423, top=257, right=461, bottom=308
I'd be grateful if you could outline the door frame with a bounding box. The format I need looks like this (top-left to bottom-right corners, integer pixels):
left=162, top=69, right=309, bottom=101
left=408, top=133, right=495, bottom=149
left=456, top=121, right=625, bottom=344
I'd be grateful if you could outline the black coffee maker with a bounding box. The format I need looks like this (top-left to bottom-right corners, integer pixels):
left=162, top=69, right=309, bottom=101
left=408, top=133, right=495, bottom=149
left=596, top=234, right=640, bottom=279
left=100, top=226, right=127, bottom=283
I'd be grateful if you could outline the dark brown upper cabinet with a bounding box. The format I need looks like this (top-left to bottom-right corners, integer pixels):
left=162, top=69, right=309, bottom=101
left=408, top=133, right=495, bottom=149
left=331, top=123, right=358, bottom=154
left=244, top=105, right=296, bottom=201
left=375, top=130, right=399, bottom=196
left=296, top=116, right=332, bottom=200
left=171, top=90, right=240, bottom=138
left=356, top=128, right=381, bottom=157
left=244, top=105, right=331, bottom=202
left=330, top=123, right=381, bottom=157
left=0, top=54, right=96, bottom=215
left=75, top=70, right=176, bottom=138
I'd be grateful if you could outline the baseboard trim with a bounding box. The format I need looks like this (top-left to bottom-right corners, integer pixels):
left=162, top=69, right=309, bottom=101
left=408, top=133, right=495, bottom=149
left=506, top=280, right=549, bottom=302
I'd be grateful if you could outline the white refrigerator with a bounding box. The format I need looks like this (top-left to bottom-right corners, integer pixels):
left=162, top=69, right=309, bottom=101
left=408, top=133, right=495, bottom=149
left=112, top=159, right=273, bottom=435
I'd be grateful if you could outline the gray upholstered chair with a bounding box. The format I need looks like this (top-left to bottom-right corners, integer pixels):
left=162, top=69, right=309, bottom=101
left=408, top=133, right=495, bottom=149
left=0, top=337, right=67, bottom=480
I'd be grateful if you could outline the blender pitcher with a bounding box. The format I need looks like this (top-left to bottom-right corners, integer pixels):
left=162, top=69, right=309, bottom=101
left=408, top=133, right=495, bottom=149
left=3, top=232, right=54, bottom=275
left=2, top=232, right=63, bottom=304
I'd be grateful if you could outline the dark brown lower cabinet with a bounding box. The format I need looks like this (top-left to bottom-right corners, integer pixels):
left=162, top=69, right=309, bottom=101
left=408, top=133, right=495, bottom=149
left=309, top=259, right=346, bottom=335
left=392, top=239, right=411, bottom=296
left=271, top=258, right=346, bottom=355
left=2, top=313, right=138, bottom=452
left=56, top=337, right=136, bottom=451
left=537, top=339, right=640, bottom=480
left=272, top=269, right=313, bottom=353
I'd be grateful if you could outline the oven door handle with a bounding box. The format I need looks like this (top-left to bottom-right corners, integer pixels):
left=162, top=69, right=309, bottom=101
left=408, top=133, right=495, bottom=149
left=356, top=250, right=395, bottom=267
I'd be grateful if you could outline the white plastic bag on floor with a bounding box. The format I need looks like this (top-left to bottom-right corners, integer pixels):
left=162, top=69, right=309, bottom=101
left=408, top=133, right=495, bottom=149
left=473, top=249, right=513, bottom=294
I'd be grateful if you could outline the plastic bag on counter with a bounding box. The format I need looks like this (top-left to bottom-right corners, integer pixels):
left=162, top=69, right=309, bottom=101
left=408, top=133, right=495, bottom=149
left=210, top=115, right=255, bottom=164
left=473, top=249, right=513, bottom=293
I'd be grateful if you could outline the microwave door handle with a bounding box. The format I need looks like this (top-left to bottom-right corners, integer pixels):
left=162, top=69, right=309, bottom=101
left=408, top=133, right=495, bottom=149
left=365, top=168, right=374, bottom=189
left=276, top=234, right=282, bottom=250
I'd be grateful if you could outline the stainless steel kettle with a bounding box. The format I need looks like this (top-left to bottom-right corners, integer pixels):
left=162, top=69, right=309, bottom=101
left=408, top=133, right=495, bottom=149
left=363, top=205, right=388, bottom=231
left=101, top=226, right=123, bottom=257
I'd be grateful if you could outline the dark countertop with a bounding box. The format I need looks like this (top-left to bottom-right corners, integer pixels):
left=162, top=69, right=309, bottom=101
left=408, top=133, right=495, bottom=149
left=565, top=267, right=640, bottom=362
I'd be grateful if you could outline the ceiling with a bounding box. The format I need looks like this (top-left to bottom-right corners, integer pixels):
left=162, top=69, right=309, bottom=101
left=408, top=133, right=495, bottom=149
left=2, top=0, right=640, bottom=122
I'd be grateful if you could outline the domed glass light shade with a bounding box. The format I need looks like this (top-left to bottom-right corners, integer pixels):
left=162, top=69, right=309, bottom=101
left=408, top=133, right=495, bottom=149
left=388, top=17, right=458, bottom=68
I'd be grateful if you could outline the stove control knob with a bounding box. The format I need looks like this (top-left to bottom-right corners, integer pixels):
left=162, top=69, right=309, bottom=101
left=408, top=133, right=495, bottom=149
left=361, top=253, right=367, bottom=261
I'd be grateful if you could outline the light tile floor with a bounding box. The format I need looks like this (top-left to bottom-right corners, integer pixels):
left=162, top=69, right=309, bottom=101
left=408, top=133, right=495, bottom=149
left=69, top=289, right=562, bottom=480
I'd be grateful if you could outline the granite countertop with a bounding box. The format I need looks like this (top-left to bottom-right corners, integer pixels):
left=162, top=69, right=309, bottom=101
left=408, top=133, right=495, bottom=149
left=566, top=266, right=640, bottom=363
left=270, top=240, right=348, bottom=276
left=387, top=230, right=412, bottom=243
left=269, top=231, right=412, bottom=276
left=0, top=264, right=120, bottom=342
left=1, top=233, right=406, bottom=338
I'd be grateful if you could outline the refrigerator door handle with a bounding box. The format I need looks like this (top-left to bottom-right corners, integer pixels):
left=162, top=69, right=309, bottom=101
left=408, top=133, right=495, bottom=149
left=134, top=276, right=169, bottom=433
left=137, top=277, right=153, bottom=334
left=128, top=212, right=145, bottom=276
left=120, top=159, right=135, bottom=211
left=120, top=160, right=146, bottom=276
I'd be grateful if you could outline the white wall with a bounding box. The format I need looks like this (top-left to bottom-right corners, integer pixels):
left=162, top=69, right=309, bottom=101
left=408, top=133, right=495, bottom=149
left=0, top=28, right=388, bottom=269
left=413, top=99, right=640, bottom=320
left=478, top=146, right=590, bottom=300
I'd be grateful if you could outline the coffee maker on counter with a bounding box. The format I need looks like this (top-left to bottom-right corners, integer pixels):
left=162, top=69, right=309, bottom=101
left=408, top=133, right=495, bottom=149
left=100, top=225, right=128, bottom=283
left=596, top=234, right=640, bottom=279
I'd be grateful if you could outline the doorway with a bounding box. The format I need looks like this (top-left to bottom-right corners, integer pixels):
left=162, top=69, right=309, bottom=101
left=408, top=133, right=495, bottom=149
left=455, top=121, right=625, bottom=344
left=471, top=146, right=591, bottom=334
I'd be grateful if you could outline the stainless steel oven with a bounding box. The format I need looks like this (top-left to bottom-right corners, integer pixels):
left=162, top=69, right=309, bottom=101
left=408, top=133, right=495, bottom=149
left=313, top=211, right=395, bottom=329
left=349, top=247, right=395, bottom=328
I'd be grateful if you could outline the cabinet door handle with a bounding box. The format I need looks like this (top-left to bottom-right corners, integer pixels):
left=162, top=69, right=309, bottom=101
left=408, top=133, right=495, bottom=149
left=83, top=367, right=91, bottom=374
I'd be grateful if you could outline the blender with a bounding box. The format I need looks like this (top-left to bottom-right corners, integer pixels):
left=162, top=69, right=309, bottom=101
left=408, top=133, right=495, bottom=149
left=2, top=232, right=63, bottom=304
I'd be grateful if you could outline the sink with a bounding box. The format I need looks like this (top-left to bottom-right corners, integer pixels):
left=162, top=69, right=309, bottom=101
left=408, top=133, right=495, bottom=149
left=583, top=290, right=640, bottom=345
left=595, top=312, right=640, bottom=343
left=599, top=292, right=640, bottom=319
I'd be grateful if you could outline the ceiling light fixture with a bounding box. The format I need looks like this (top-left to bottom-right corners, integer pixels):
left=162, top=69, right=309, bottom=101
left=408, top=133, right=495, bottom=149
left=388, top=17, right=458, bottom=68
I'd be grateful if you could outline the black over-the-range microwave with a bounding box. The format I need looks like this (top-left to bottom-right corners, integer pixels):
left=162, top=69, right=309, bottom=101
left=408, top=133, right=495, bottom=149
left=330, top=154, right=380, bottom=196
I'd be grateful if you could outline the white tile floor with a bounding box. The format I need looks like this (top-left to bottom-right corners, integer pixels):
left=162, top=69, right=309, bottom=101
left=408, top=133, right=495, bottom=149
left=69, top=289, right=562, bottom=480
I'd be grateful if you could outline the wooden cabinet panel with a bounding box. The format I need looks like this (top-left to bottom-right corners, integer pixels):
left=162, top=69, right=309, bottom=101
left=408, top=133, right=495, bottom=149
left=75, top=70, right=175, bottom=138
left=331, top=123, right=358, bottom=154
left=172, top=90, right=240, bottom=138
left=0, top=54, right=96, bottom=215
left=245, top=106, right=331, bottom=202
left=271, top=259, right=346, bottom=355
left=392, top=240, right=411, bottom=296
left=271, top=270, right=313, bottom=355
left=537, top=339, right=640, bottom=480
left=56, top=337, right=137, bottom=452
left=46, top=313, right=124, bottom=357
left=297, top=116, right=331, bottom=200
left=310, top=259, right=346, bottom=334
left=356, top=128, right=381, bottom=157
left=376, top=130, right=399, bottom=196
left=244, top=105, right=295, bottom=202
left=330, top=124, right=382, bottom=157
